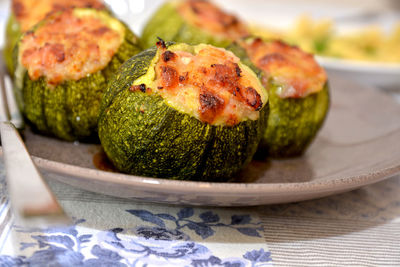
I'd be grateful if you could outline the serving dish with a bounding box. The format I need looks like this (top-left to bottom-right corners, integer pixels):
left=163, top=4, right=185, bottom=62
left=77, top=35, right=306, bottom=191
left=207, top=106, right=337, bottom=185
left=9, top=75, right=399, bottom=206
left=316, top=56, right=400, bottom=90
left=3, top=1, right=400, bottom=206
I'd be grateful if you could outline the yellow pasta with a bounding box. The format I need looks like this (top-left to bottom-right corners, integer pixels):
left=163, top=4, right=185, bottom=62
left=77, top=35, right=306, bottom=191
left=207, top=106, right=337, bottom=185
left=250, top=16, right=400, bottom=63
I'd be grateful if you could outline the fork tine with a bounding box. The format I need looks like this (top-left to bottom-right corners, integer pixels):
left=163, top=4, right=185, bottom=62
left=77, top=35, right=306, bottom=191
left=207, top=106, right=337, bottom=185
left=0, top=55, right=71, bottom=226
left=0, top=122, right=71, bottom=227
left=0, top=72, right=8, bottom=123
left=4, top=75, right=23, bottom=129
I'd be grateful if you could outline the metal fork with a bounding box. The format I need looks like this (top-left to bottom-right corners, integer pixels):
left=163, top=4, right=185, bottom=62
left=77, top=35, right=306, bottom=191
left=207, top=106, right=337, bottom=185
left=0, top=56, right=70, bottom=226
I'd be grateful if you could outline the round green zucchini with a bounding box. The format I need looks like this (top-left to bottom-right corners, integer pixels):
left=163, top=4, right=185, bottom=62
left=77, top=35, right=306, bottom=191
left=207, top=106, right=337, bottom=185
left=259, top=82, right=329, bottom=157
left=141, top=1, right=248, bottom=49
left=14, top=8, right=142, bottom=141
left=98, top=43, right=269, bottom=181
left=229, top=39, right=330, bottom=157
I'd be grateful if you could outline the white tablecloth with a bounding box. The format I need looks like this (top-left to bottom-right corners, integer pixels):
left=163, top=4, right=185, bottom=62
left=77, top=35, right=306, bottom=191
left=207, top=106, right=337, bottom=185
left=0, top=162, right=399, bottom=266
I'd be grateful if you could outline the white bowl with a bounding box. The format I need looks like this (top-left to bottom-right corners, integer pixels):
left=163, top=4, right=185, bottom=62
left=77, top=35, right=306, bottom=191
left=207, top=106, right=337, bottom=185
left=317, top=56, right=400, bottom=90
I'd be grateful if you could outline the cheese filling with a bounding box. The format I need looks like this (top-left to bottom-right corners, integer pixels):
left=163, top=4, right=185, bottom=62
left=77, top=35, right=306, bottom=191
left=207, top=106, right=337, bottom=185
left=133, top=43, right=267, bottom=126
left=18, top=8, right=125, bottom=86
left=244, top=38, right=327, bottom=98
left=12, top=0, right=106, bottom=32
left=178, top=0, right=249, bottom=41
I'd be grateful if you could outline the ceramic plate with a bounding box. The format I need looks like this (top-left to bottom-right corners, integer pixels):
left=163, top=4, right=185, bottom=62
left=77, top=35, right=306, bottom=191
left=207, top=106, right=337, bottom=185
left=316, top=57, right=400, bottom=90
left=18, top=75, right=400, bottom=206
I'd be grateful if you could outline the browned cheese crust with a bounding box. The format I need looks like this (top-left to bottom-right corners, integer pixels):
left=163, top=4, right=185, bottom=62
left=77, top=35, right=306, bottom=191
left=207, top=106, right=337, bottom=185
left=244, top=38, right=327, bottom=98
left=13, top=0, right=105, bottom=32
left=178, top=0, right=249, bottom=41
left=19, top=9, right=123, bottom=85
left=152, top=43, right=263, bottom=126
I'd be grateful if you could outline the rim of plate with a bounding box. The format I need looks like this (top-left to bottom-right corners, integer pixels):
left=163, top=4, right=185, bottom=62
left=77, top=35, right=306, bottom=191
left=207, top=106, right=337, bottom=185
left=32, top=153, right=400, bottom=195
left=316, top=56, right=400, bottom=73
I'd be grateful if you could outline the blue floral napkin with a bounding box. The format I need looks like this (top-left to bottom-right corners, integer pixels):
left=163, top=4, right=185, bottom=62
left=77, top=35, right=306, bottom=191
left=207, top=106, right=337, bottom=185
left=0, top=163, right=273, bottom=266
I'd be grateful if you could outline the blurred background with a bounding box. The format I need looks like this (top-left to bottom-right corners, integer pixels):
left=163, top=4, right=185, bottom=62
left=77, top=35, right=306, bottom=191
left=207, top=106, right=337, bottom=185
left=1, top=0, right=398, bottom=42
left=101, top=0, right=400, bottom=33
left=1, top=0, right=399, bottom=91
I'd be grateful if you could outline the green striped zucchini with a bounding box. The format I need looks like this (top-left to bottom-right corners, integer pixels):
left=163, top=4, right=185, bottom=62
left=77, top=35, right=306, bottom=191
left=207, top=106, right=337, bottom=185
left=98, top=42, right=269, bottom=181
left=15, top=8, right=142, bottom=141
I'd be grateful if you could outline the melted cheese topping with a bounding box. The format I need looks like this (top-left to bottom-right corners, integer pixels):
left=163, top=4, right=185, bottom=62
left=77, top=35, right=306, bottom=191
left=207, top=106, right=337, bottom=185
left=244, top=38, right=327, bottom=98
left=12, top=0, right=105, bottom=32
left=147, top=44, right=266, bottom=126
left=178, top=0, right=249, bottom=42
left=19, top=9, right=124, bottom=85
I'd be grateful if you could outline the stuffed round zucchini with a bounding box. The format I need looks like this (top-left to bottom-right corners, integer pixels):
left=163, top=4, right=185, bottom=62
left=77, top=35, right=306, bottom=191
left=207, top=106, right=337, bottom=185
left=242, top=38, right=330, bottom=157
left=4, top=0, right=107, bottom=75
left=98, top=41, right=269, bottom=181
left=15, top=8, right=142, bottom=141
left=141, top=0, right=249, bottom=49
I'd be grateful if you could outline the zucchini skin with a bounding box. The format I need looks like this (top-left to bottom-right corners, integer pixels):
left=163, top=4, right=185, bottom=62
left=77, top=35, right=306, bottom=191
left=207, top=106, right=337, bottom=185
left=18, top=24, right=142, bottom=141
left=98, top=47, right=269, bottom=181
left=141, top=2, right=233, bottom=49
left=259, top=83, right=330, bottom=157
